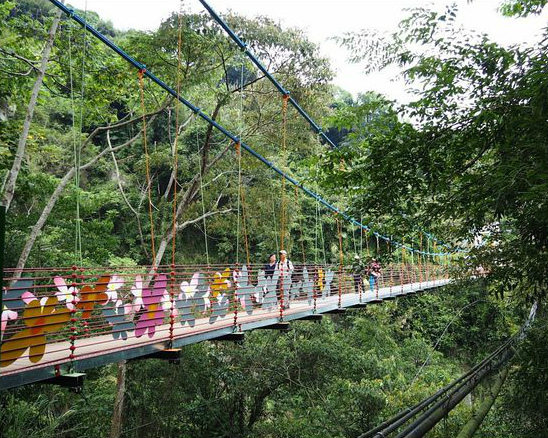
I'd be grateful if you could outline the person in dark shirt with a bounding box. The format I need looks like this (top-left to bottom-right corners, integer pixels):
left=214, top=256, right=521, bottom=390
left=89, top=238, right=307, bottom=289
left=368, top=259, right=381, bottom=293
left=264, top=253, right=276, bottom=279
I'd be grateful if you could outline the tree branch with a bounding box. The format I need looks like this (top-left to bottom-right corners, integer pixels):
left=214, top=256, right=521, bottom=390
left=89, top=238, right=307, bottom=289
left=107, top=130, right=148, bottom=258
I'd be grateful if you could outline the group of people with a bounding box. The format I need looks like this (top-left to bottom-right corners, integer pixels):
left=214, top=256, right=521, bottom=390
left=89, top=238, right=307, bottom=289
left=352, top=255, right=381, bottom=295
left=263, top=250, right=294, bottom=309
left=263, top=250, right=293, bottom=279
left=261, top=250, right=381, bottom=305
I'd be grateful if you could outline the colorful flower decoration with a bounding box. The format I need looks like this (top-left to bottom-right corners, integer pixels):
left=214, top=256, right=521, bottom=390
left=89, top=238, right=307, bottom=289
left=176, top=272, right=207, bottom=327
left=209, top=292, right=229, bottom=324
left=209, top=268, right=231, bottom=301
left=1, top=293, right=70, bottom=367
left=53, top=276, right=80, bottom=310
left=135, top=274, right=167, bottom=338
left=1, top=279, right=32, bottom=339
left=161, top=290, right=175, bottom=316
left=258, top=267, right=279, bottom=311
left=130, top=275, right=144, bottom=313
left=279, top=269, right=293, bottom=305
left=106, top=275, right=125, bottom=303
left=302, top=268, right=314, bottom=304
left=317, top=268, right=325, bottom=291
left=289, top=279, right=302, bottom=302
left=192, top=273, right=209, bottom=313
left=1, top=305, right=17, bottom=340
left=235, top=265, right=259, bottom=315
left=102, top=300, right=134, bottom=341
left=77, top=275, right=110, bottom=319
left=322, top=270, right=335, bottom=298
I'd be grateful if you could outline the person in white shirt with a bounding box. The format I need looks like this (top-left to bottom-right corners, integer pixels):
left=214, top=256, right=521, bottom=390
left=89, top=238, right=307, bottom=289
left=276, top=250, right=294, bottom=309
left=276, top=250, right=294, bottom=277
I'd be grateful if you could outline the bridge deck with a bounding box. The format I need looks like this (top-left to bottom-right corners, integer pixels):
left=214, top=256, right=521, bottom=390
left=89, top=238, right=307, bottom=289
left=1, top=276, right=449, bottom=390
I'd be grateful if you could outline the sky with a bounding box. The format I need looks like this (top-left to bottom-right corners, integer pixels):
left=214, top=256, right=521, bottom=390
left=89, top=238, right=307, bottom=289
left=65, top=0, right=548, bottom=102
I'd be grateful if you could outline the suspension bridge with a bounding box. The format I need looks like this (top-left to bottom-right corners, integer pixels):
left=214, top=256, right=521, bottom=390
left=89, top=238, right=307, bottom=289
left=0, top=0, right=463, bottom=392
left=1, top=262, right=449, bottom=390
left=1, top=2, right=537, bottom=437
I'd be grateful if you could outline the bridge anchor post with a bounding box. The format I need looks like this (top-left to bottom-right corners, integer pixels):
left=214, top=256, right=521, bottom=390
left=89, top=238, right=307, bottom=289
left=43, top=372, right=86, bottom=390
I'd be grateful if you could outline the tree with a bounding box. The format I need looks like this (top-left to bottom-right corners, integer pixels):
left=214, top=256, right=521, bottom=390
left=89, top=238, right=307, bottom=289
left=1, top=3, right=62, bottom=210
left=325, top=3, right=548, bottom=303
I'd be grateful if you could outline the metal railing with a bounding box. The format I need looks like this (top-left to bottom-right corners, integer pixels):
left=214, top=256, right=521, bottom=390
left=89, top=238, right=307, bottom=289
left=0, top=262, right=448, bottom=384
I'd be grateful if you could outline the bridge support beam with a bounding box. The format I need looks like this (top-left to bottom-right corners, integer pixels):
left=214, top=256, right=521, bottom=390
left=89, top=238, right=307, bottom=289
left=299, top=314, right=323, bottom=322
left=141, top=348, right=182, bottom=364
left=215, top=332, right=245, bottom=342
left=352, top=304, right=369, bottom=309
left=325, top=308, right=346, bottom=315
left=43, top=372, right=86, bottom=390
left=255, top=322, right=290, bottom=332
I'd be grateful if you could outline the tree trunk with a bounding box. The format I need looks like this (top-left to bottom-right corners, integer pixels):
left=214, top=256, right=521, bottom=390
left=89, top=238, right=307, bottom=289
left=15, top=168, right=74, bottom=273
left=147, top=96, right=230, bottom=270
left=150, top=140, right=232, bottom=270
left=110, top=361, right=127, bottom=438
left=456, top=366, right=509, bottom=438
left=2, top=6, right=63, bottom=210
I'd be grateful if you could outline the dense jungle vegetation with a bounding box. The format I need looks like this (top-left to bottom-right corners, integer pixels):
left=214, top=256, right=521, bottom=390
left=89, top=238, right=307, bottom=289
left=0, top=0, right=547, bottom=437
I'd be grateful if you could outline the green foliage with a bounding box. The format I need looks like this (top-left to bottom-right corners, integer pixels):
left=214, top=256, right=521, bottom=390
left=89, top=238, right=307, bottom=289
left=0, top=1, right=335, bottom=268
left=325, top=3, right=548, bottom=301
left=0, top=2, right=543, bottom=437
left=492, top=312, right=548, bottom=437
left=499, top=0, right=548, bottom=16
left=322, top=2, right=548, bottom=436
left=0, top=284, right=511, bottom=438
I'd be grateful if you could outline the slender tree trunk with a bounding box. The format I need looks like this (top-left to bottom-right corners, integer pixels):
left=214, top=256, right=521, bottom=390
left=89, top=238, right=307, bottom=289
left=14, top=138, right=133, bottom=273
left=110, top=361, right=127, bottom=438
left=15, top=168, right=74, bottom=272
left=149, top=140, right=232, bottom=270
left=1, top=6, right=63, bottom=210
left=456, top=366, right=509, bottom=438
left=108, top=130, right=148, bottom=256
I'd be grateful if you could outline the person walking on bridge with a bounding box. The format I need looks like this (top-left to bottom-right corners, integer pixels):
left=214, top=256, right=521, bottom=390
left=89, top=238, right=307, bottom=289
left=276, top=250, right=294, bottom=309
left=368, top=259, right=381, bottom=294
left=264, top=253, right=276, bottom=279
